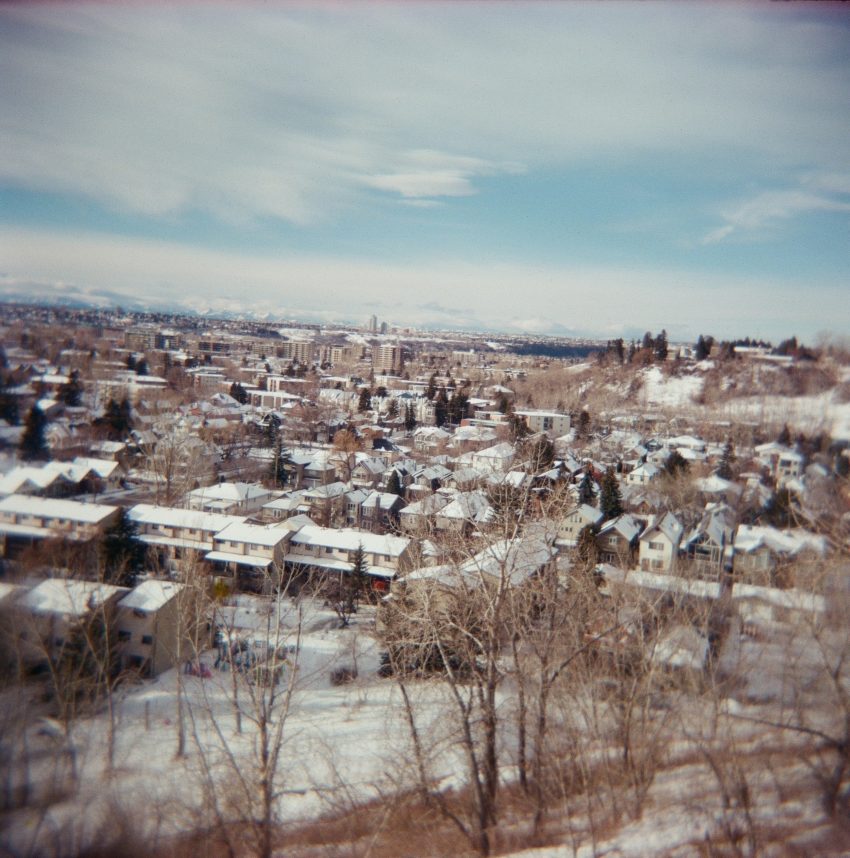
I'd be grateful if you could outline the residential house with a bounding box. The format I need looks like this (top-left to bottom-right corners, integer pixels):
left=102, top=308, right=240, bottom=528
left=285, top=524, right=412, bottom=592
left=684, top=504, right=735, bottom=579
left=639, top=511, right=683, bottom=573
left=731, top=524, right=827, bottom=586
left=360, top=490, right=406, bottom=533
left=398, top=493, right=451, bottom=535
left=471, top=442, right=515, bottom=474
left=128, top=504, right=246, bottom=571
left=302, top=481, right=348, bottom=526
left=0, top=495, right=120, bottom=558
left=116, top=580, right=199, bottom=676
left=185, top=481, right=279, bottom=515
left=556, top=504, right=603, bottom=548
left=206, top=521, right=292, bottom=592
left=435, top=490, right=495, bottom=534
left=596, top=514, right=644, bottom=568
left=626, top=462, right=661, bottom=487
left=350, top=457, right=388, bottom=489
left=17, top=577, right=129, bottom=667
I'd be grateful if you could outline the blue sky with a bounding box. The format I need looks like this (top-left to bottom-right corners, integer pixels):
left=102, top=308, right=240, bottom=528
left=1, top=2, right=849, bottom=342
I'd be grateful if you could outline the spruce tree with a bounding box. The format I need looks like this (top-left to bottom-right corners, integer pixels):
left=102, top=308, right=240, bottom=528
left=599, top=467, right=623, bottom=520
left=404, top=402, right=417, bottom=432
left=100, top=508, right=145, bottom=587
left=20, top=404, right=50, bottom=461
left=358, top=387, right=372, bottom=413
left=386, top=469, right=403, bottom=497
left=59, top=370, right=83, bottom=407
left=578, top=467, right=597, bottom=506
left=716, top=439, right=735, bottom=480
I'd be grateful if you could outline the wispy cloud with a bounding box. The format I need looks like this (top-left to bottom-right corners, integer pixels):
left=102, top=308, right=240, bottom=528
left=1, top=5, right=847, bottom=225
left=703, top=183, right=850, bottom=244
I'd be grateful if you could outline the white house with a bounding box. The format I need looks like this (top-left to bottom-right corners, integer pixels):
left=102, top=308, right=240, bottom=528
left=639, top=511, right=683, bottom=573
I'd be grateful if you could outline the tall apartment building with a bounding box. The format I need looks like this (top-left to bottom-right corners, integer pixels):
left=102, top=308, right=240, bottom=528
left=277, top=339, right=315, bottom=364
left=372, top=343, right=404, bottom=375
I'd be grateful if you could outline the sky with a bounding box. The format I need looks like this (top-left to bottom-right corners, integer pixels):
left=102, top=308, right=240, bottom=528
left=1, top=2, right=849, bottom=343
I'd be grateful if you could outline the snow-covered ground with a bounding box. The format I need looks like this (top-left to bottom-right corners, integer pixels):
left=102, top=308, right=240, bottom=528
left=639, top=367, right=704, bottom=409
left=1, top=598, right=457, bottom=856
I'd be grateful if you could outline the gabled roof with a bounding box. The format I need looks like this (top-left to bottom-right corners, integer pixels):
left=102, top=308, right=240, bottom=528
left=214, top=521, right=291, bottom=547
left=640, top=511, right=683, bottom=546
left=119, top=580, right=183, bottom=612
left=0, top=494, right=118, bottom=524
left=598, top=513, right=643, bottom=543
left=21, top=578, right=128, bottom=617
left=129, top=504, right=246, bottom=533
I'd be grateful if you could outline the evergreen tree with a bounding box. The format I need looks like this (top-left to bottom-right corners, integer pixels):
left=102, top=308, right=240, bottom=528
left=229, top=382, right=249, bottom=404
left=135, top=357, right=148, bottom=376
left=404, top=402, right=417, bottom=432
left=578, top=466, right=597, bottom=506
left=425, top=374, right=437, bottom=400
left=334, top=543, right=368, bottom=627
left=386, top=469, right=404, bottom=497
left=126, top=353, right=137, bottom=372
left=100, top=508, right=145, bottom=587
left=98, top=397, right=133, bottom=439
left=358, top=387, right=372, bottom=413
left=576, top=409, right=590, bottom=439
left=716, top=439, right=735, bottom=480
left=641, top=331, right=653, bottom=351
left=20, top=404, right=50, bottom=461
left=0, top=373, right=19, bottom=425
left=664, top=450, right=690, bottom=478
left=434, top=388, right=448, bottom=427
left=777, top=423, right=792, bottom=446
left=270, top=437, right=288, bottom=487
left=654, top=329, right=668, bottom=362
left=59, top=369, right=83, bottom=407
left=387, top=398, right=399, bottom=420
left=599, top=467, right=623, bottom=520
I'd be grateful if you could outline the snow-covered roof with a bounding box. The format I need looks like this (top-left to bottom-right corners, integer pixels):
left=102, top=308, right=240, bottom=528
left=119, top=580, right=183, bottom=612
left=400, top=493, right=451, bottom=517
left=0, top=494, right=118, bottom=524
left=187, top=482, right=272, bottom=503
left=438, top=491, right=494, bottom=523
left=289, top=523, right=410, bottom=557
left=598, top=513, right=643, bottom=543
left=641, top=511, right=683, bottom=546
left=128, top=504, right=246, bottom=533
left=733, top=524, right=827, bottom=558
left=214, top=521, right=291, bottom=547
left=21, top=578, right=128, bottom=617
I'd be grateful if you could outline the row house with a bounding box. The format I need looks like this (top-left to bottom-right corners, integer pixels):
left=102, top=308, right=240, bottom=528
left=206, top=521, right=291, bottom=592
left=285, top=524, right=413, bottom=592
left=185, top=481, right=280, bottom=515
left=0, top=495, right=120, bottom=558
left=128, top=504, right=246, bottom=571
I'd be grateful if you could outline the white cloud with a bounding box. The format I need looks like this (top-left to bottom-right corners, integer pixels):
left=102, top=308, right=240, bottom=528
left=2, top=227, right=846, bottom=341
left=703, top=187, right=850, bottom=244
left=1, top=5, right=847, bottom=224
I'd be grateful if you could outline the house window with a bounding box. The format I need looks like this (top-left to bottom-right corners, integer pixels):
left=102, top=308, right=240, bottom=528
left=651, top=560, right=664, bottom=570
left=607, top=536, right=619, bottom=547
left=118, top=630, right=131, bottom=642
left=325, top=546, right=333, bottom=553
left=649, top=541, right=664, bottom=551
left=141, top=634, right=153, bottom=645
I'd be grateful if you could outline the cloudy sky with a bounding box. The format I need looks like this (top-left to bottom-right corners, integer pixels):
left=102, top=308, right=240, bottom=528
left=1, top=3, right=848, bottom=342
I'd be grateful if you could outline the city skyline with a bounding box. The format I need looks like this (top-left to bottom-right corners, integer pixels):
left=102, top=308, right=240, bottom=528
left=1, top=3, right=849, bottom=342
